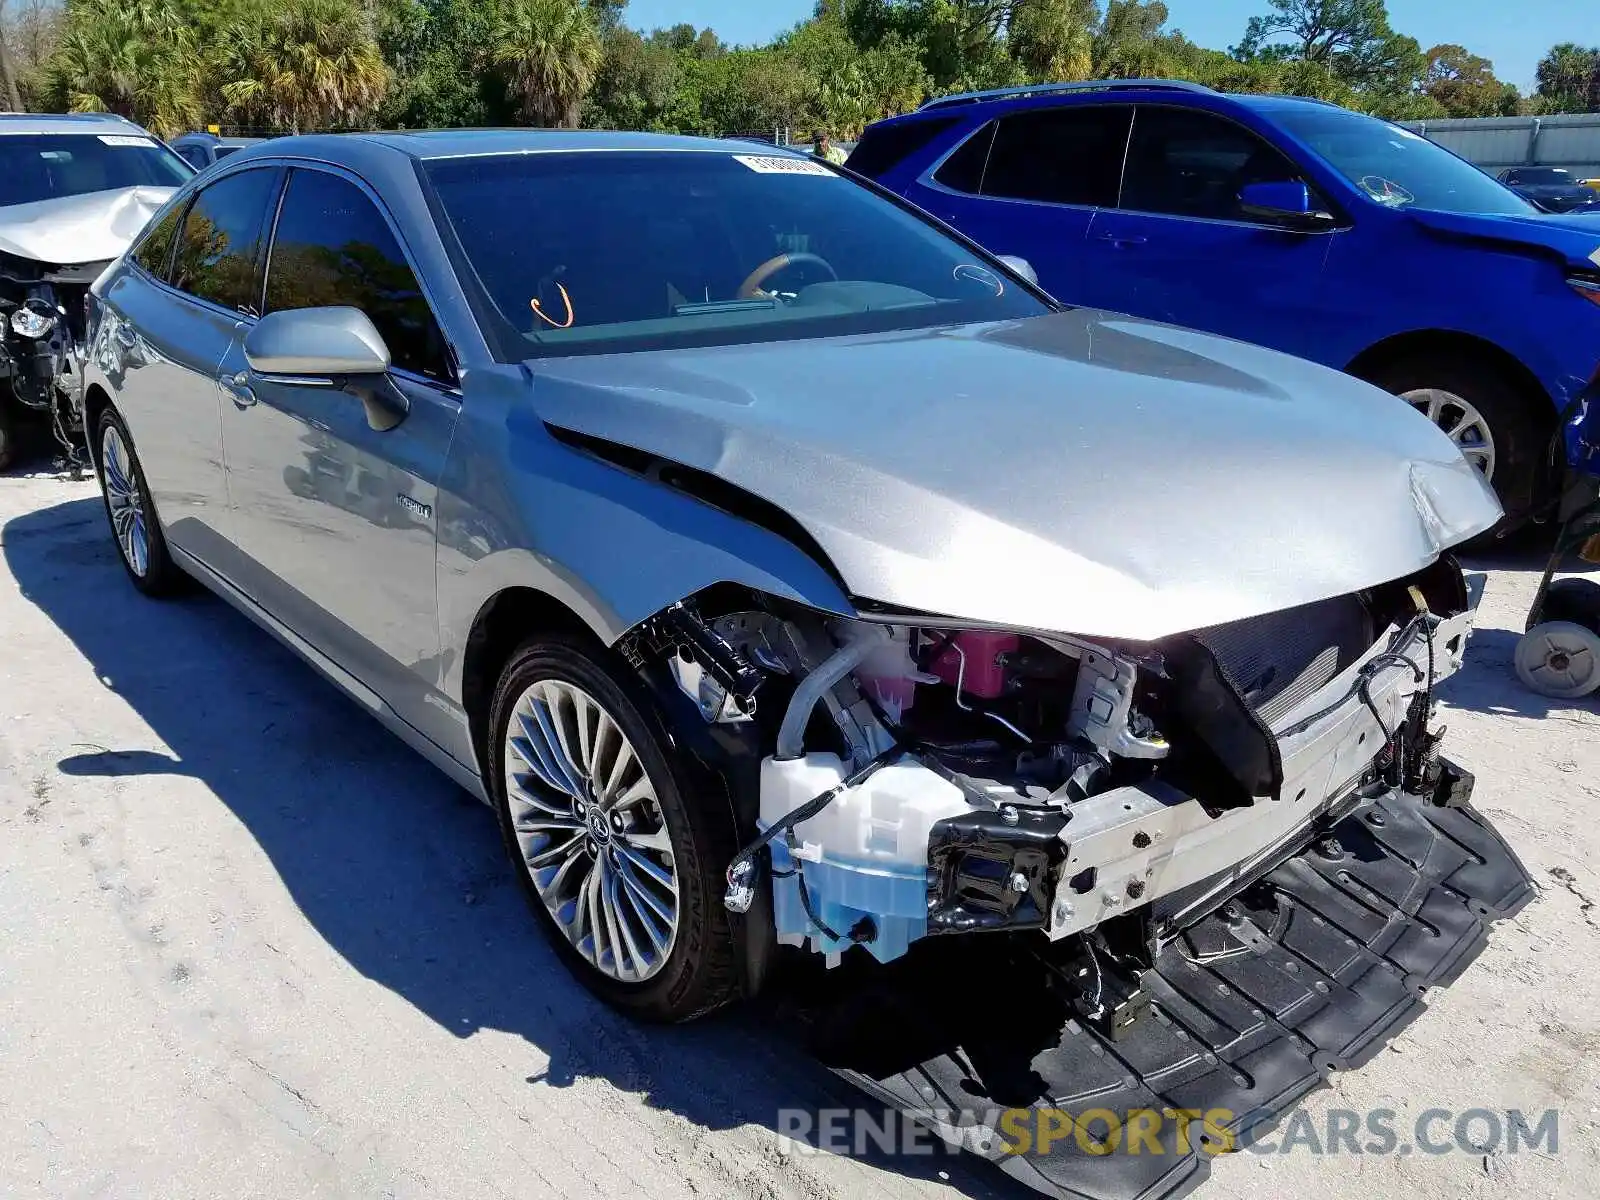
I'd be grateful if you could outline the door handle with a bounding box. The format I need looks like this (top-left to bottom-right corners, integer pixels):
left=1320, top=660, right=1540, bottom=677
left=220, top=371, right=257, bottom=410
left=1097, top=232, right=1148, bottom=248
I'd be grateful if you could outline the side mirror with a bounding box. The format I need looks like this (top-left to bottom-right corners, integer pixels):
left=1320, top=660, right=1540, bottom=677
left=995, top=254, right=1039, bottom=286
left=244, top=306, right=391, bottom=378
left=1238, top=181, right=1335, bottom=228
left=243, top=306, right=408, bottom=432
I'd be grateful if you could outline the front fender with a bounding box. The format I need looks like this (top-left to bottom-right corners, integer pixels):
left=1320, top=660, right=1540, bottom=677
left=434, top=382, right=855, bottom=706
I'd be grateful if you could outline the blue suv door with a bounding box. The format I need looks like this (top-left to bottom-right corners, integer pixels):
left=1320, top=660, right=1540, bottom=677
left=910, top=105, right=1132, bottom=301
left=1080, top=105, right=1342, bottom=358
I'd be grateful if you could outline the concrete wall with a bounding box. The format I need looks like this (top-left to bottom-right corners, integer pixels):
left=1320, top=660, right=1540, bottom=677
left=1402, top=113, right=1600, bottom=179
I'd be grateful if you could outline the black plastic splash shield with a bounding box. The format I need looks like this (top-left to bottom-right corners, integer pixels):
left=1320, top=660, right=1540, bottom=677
left=792, top=789, right=1533, bottom=1200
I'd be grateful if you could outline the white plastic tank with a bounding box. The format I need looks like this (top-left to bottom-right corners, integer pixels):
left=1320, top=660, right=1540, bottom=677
left=759, top=753, right=976, bottom=962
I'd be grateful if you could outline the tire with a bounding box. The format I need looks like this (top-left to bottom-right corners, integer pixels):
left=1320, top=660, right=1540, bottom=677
left=1515, top=620, right=1600, bottom=699
left=95, top=407, right=185, bottom=596
left=1362, top=354, right=1550, bottom=531
left=1539, top=577, right=1600, bottom=634
left=488, top=633, right=740, bottom=1022
left=0, top=404, right=13, bottom=472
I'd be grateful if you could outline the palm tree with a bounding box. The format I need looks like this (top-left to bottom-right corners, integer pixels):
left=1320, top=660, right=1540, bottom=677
left=218, top=0, right=389, bottom=133
left=489, top=0, right=602, bottom=128
left=43, top=0, right=202, bottom=136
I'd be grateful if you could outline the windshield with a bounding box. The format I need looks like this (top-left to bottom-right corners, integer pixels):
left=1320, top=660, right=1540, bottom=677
left=1274, top=108, right=1535, bottom=216
left=424, top=151, right=1049, bottom=358
left=1512, top=168, right=1573, bottom=185
left=0, top=132, right=193, bottom=207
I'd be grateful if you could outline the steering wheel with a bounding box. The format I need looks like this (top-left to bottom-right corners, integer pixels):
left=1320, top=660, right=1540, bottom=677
left=737, top=252, right=838, bottom=299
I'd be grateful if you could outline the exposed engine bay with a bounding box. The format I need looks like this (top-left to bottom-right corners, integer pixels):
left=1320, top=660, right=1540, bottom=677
left=0, top=249, right=104, bottom=462
left=623, top=555, right=1481, bottom=1026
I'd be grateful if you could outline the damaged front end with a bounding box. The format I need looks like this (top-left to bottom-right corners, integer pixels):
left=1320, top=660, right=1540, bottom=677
left=0, top=250, right=105, bottom=459
left=623, top=554, right=1506, bottom=999
left=620, top=561, right=1531, bottom=1196
left=0, top=183, right=177, bottom=467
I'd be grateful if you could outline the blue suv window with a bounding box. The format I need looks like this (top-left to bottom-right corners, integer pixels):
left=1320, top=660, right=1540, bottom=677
left=933, top=122, right=995, bottom=193
left=956, top=105, right=1132, bottom=207
left=1121, top=107, right=1303, bottom=222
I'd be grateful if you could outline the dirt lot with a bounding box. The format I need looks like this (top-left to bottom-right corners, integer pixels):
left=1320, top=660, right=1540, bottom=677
left=2, top=468, right=1598, bottom=1200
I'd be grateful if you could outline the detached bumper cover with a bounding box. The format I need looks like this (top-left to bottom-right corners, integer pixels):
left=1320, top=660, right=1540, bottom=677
left=800, top=785, right=1532, bottom=1200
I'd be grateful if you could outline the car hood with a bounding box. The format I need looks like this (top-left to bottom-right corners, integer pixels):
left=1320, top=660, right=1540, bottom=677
left=527, top=311, right=1501, bottom=641
left=1409, top=206, right=1600, bottom=268
left=0, top=186, right=176, bottom=264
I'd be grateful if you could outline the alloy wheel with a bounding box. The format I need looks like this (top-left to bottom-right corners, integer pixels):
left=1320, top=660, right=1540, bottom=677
left=101, top=423, right=150, bottom=578
left=502, top=679, right=681, bottom=982
left=1404, top=388, right=1497, bottom=481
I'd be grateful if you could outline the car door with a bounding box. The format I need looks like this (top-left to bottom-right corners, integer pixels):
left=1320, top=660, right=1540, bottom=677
left=915, top=104, right=1132, bottom=302
left=1080, top=105, right=1341, bottom=357
left=97, top=166, right=281, bottom=574
left=220, top=165, right=461, bottom=731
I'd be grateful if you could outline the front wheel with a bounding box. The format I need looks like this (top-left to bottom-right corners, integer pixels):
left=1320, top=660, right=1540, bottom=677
left=488, top=634, right=741, bottom=1022
left=1363, top=355, right=1549, bottom=531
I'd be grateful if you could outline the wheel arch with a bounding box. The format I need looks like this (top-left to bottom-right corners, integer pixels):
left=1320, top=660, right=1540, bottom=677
left=82, top=383, right=114, bottom=446
left=460, top=584, right=596, bottom=784
left=1345, top=330, right=1554, bottom=415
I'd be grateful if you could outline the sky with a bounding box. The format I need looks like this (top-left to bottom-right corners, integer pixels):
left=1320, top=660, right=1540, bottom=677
left=622, top=0, right=1574, bottom=91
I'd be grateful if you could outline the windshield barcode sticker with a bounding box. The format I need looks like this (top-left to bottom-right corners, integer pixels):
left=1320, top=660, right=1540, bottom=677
left=732, top=154, right=836, bottom=177
left=97, top=134, right=155, bottom=148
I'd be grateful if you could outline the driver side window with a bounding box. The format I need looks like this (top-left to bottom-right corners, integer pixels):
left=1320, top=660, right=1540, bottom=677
left=1120, top=107, right=1314, bottom=222
left=263, top=168, right=455, bottom=384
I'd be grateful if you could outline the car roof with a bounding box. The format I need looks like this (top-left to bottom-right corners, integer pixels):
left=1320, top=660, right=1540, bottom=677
left=0, top=112, right=153, bottom=137
left=345, top=128, right=799, bottom=160
left=174, top=131, right=267, bottom=146
left=879, top=82, right=1344, bottom=130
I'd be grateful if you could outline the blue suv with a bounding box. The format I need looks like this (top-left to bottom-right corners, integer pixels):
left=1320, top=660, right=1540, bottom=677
left=851, top=80, right=1600, bottom=523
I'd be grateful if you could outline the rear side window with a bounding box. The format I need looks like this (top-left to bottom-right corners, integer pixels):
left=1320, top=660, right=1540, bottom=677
left=1121, top=107, right=1304, bottom=221
left=131, top=202, right=185, bottom=280
left=846, top=116, right=960, bottom=179
left=264, top=169, right=453, bottom=383
left=933, top=122, right=995, bottom=194
left=175, top=145, right=209, bottom=170
left=171, top=167, right=280, bottom=313
left=981, top=105, right=1132, bottom=207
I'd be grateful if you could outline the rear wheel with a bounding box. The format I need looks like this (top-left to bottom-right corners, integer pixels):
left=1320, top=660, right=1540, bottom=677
left=1363, top=354, right=1549, bottom=531
left=488, top=633, right=740, bottom=1022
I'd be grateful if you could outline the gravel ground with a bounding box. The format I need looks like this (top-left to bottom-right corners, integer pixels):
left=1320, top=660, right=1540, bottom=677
left=2, top=468, right=1598, bottom=1200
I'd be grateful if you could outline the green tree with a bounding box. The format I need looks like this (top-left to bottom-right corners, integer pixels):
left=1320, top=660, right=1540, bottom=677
left=1534, top=42, right=1600, bottom=114
left=1009, top=0, right=1096, bottom=81
left=1234, top=0, right=1422, bottom=92
left=376, top=0, right=513, bottom=128
left=584, top=24, right=680, bottom=129
left=43, top=0, right=203, bottom=136
left=488, top=0, right=602, bottom=127
left=218, top=0, right=389, bottom=132
left=1423, top=44, right=1518, bottom=117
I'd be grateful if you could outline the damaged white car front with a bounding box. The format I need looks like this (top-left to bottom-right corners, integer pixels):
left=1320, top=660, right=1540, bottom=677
left=0, top=114, right=190, bottom=469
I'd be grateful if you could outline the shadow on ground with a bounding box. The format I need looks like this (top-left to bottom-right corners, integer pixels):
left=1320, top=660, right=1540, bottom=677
left=4, top=495, right=1026, bottom=1200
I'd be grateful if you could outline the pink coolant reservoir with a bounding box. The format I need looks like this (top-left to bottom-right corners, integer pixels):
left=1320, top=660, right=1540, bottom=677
left=929, top=631, right=1019, bottom=699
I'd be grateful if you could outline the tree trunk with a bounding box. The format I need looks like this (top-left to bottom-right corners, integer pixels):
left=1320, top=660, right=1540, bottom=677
left=0, top=1, right=23, bottom=113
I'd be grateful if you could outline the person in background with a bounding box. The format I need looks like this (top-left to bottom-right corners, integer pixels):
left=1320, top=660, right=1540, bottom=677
left=811, top=132, right=847, bottom=166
